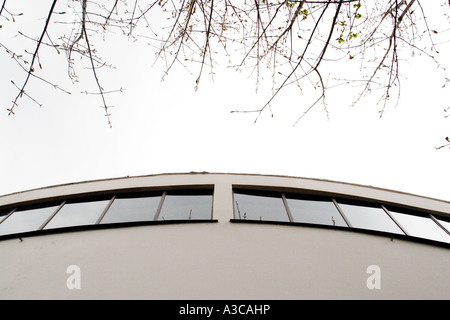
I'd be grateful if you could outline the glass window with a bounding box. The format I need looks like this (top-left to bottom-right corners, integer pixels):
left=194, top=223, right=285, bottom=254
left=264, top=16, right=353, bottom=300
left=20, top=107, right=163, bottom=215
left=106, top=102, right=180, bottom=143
left=100, top=195, right=162, bottom=224
left=157, top=193, right=213, bottom=221
left=233, top=192, right=289, bottom=222
left=286, top=197, right=347, bottom=227
left=44, top=199, right=110, bottom=230
left=337, top=202, right=404, bottom=234
left=0, top=205, right=59, bottom=236
left=434, top=217, right=450, bottom=234
left=0, top=209, right=13, bottom=224
left=388, top=210, right=450, bottom=243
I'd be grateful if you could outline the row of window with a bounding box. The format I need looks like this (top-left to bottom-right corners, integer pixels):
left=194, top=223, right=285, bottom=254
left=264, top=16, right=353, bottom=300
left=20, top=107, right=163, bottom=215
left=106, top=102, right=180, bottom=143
left=0, top=188, right=449, bottom=245
left=0, top=190, right=213, bottom=236
left=233, top=190, right=450, bottom=244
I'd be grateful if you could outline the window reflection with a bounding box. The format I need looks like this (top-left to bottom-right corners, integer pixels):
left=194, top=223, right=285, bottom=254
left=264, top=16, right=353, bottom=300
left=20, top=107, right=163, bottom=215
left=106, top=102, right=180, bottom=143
left=233, top=192, right=289, bottom=222
left=338, top=203, right=404, bottom=234
left=157, top=194, right=213, bottom=220
left=286, top=197, right=347, bottom=227
left=101, top=195, right=162, bottom=224
left=389, top=210, right=450, bottom=243
left=44, top=200, right=110, bottom=229
left=0, top=206, right=59, bottom=235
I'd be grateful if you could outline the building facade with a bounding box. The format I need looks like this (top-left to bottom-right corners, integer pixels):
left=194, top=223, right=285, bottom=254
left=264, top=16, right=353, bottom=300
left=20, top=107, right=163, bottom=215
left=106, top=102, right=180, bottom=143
left=0, top=172, right=449, bottom=299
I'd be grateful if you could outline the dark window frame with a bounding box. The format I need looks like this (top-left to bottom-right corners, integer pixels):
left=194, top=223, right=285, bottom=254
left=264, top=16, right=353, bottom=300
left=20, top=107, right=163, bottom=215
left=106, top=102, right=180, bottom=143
left=0, top=186, right=215, bottom=240
left=231, top=187, right=450, bottom=247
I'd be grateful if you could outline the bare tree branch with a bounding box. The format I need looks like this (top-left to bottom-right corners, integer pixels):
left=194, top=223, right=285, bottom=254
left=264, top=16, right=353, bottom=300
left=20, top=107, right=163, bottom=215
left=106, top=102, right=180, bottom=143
left=2, top=0, right=448, bottom=144
left=195, top=0, right=215, bottom=90
left=79, top=0, right=113, bottom=128
left=0, top=0, right=6, bottom=16
left=7, top=0, right=58, bottom=115
left=239, top=1, right=333, bottom=123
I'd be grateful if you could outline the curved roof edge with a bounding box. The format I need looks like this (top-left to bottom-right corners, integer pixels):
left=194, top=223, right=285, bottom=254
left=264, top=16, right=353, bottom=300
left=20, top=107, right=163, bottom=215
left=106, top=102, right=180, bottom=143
left=1, top=172, right=449, bottom=217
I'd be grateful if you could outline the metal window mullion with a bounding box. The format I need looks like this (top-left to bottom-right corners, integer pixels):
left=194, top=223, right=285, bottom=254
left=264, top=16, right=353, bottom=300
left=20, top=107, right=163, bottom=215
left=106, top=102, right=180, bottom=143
left=332, top=199, right=352, bottom=228
left=38, top=200, right=66, bottom=230
left=0, top=208, right=17, bottom=224
left=95, top=196, right=116, bottom=224
left=153, top=191, right=167, bottom=221
left=381, top=205, right=409, bottom=236
left=210, top=188, right=214, bottom=220
left=429, top=214, right=450, bottom=237
left=281, top=194, right=294, bottom=223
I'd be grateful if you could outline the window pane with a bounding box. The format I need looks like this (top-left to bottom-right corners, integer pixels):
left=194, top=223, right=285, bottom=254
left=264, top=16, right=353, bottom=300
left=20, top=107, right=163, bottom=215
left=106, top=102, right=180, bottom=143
left=435, top=217, right=450, bottom=234
left=44, top=200, right=110, bottom=229
left=0, top=206, right=58, bottom=235
left=338, top=203, right=404, bottom=234
left=100, top=196, right=161, bottom=224
left=389, top=211, right=450, bottom=243
left=157, top=194, right=213, bottom=220
left=0, top=209, right=13, bottom=224
left=233, top=192, right=289, bottom=222
left=286, top=197, right=347, bottom=227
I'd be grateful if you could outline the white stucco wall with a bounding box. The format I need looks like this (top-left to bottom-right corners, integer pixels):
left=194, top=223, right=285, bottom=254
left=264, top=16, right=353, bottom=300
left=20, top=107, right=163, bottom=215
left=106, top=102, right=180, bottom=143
left=0, top=221, right=449, bottom=300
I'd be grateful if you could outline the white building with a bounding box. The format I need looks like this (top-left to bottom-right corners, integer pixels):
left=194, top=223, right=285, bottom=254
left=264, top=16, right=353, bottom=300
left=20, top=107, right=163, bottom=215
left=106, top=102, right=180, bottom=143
left=0, top=172, right=449, bottom=299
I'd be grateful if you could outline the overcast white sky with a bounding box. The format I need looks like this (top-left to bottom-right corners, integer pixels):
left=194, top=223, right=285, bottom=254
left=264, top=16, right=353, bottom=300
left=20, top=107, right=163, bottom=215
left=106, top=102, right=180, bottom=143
left=1, top=0, right=450, bottom=202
